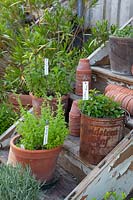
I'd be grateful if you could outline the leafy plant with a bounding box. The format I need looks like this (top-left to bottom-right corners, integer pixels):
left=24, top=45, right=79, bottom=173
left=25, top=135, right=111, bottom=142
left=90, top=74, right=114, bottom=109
left=113, top=25, right=133, bottom=38
left=81, top=20, right=117, bottom=57
left=103, top=191, right=126, bottom=200
left=0, top=164, right=40, bottom=200
left=78, top=89, right=124, bottom=118
left=0, top=102, right=18, bottom=135
left=92, top=191, right=127, bottom=200
left=16, top=96, right=68, bottom=150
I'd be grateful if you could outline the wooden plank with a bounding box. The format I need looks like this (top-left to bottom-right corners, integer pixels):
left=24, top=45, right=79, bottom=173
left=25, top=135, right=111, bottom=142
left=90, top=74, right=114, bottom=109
left=119, top=0, right=132, bottom=27
left=110, top=0, right=120, bottom=25
left=104, top=0, right=112, bottom=26
left=91, top=66, right=133, bottom=86
left=89, top=0, right=104, bottom=27
left=85, top=0, right=133, bottom=28
left=65, top=133, right=133, bottom=200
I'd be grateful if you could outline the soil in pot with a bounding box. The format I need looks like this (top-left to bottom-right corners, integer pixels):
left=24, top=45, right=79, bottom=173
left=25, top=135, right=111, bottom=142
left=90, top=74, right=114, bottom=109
left=8, top=135, right=62, bottom=182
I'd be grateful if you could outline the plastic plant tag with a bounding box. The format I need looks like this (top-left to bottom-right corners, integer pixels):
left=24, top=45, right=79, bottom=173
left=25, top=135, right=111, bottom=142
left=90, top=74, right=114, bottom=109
left=20, top=144, right=25, bottom=149
left=44, top=58, right=49, bottom=75
left=43, top=120, right=49, bottom=145
left=83, top=81, right=89, bottom=100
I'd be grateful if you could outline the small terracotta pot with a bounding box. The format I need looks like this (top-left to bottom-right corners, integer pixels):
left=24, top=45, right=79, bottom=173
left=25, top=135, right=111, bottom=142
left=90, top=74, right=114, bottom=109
left=114, top=92, right=129, bottom=103
left=105, top=90, right=117, bottom=99
left=104, top=84, right=123, bottom=94
left=69, top=100, right=81, bottom=137
left=30, top=93, right=69, bottom=118
left=75, top=58, right=91, bottom=96
left=127, top=97, right=133, bottom=115
left=8, top=135, right=62, bottom=182
left=8, top=93, right=32, bottom=111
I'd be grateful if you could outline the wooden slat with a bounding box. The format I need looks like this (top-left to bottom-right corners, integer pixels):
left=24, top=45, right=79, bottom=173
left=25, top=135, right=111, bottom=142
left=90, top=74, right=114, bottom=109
left=65, top=133, right=133, bottom=200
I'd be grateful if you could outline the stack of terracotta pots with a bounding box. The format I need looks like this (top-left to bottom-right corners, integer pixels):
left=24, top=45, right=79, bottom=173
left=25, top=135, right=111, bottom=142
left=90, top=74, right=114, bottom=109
left=69, top=100, right=81, bottom=137
left=75, top=58, right=91, bottom=96
left=105, top=84, right=133, bottom=115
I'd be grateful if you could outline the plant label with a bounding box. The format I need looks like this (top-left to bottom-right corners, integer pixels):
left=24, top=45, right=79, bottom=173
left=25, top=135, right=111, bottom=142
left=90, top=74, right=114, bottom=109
left=44, top=58, right=49, bottom=75
left=43, top=125, right=49, bottom=145
left=83, top=81, right=89, bottom=100
left=20, top=144, right=25, bottom=149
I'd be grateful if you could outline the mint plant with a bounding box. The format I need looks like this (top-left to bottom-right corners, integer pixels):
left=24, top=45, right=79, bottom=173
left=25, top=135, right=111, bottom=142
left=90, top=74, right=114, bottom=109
left=78, top=89, right=124, bottom=118
left=16, top=96, right=68, bottom=150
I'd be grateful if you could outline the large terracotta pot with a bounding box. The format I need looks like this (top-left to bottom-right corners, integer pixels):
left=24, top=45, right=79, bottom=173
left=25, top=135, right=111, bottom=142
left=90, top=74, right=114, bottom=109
left=8, top=135, right=62, bottom=182
left=69, top=100, right=81, bottom=137
left=80, top=114, right=124, bottom=165
left=30, top=93, right=69, bottom=119
left=75, top=58, right=91, bottom=96
left=8, top=93, right=32, bottom=111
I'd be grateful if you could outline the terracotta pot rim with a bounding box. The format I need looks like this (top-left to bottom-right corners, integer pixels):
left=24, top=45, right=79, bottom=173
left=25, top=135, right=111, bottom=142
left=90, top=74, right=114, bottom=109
left=10, top=135, right=62, bottom=154
left=109, top=36, right=133, bottom=41
left=30, top=93, right=70, bottom=101
left=81, top=113, right=124, bottom=121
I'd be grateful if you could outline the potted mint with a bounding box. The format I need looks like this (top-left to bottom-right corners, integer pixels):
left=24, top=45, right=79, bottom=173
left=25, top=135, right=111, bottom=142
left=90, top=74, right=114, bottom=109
left=8, top=97, right=68, bottom=182
left=78, top=89, right=125, bottom=165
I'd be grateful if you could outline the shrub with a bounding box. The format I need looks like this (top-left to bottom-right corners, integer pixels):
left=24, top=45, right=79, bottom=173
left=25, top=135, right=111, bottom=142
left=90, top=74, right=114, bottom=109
left=0, top=164, right=40, bottom=200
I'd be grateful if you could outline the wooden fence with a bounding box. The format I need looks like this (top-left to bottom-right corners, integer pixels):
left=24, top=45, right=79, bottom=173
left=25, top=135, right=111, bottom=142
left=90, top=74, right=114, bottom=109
left=84, top=0, right=133, bottom=28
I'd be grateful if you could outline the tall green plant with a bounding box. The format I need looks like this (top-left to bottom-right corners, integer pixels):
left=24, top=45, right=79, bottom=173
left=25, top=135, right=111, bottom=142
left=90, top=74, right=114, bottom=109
left=16, top=96, right=68, bottom=150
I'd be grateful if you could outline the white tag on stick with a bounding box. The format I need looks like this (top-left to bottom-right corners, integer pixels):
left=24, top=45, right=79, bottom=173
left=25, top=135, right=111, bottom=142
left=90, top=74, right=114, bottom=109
left=20, top=144, right=25, bottom=149
left=83, top=81, right=89, bottom=100
left=44, top=58, right=49, bottom=75
left=43, top=125, right=49, bottom=145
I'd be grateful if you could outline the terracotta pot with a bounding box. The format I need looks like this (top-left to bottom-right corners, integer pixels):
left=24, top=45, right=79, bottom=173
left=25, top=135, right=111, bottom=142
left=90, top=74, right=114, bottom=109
left=114, top=92, right=129, bottom=103
left=8, top=135, right=62, bottom=182
left=69, top=100, right=81, bottom=137
left=75, top=58, right=91, bottom=96
left=104, top=84, right=123, bottom=94
left=80, top=114, right=124, bottom=165
left=8, top=93, right=32, bottom=111
left=105, top=90, right=117, bottom=99
left=122, top=95, right=133, bottom=115
left=126, top=97, right=133, bottom=115
left=30, top=93, right=69, bottom=118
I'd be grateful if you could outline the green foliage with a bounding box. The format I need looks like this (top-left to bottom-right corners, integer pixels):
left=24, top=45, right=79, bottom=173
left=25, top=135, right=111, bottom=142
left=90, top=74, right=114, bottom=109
left=113, top=25, right=133, bottom=38
left=0, top=164, right=40, bottom=200
left=78, top=89, right=124, bottom=119
left=103, top=191, right=126, bottom=200
left=81, top=20, right=117, bottom=57
left=16, top=96, right=68, bottom=150
left=0, top=103, right=18, bottom=135
left=92, top=191, right=128, bottom=200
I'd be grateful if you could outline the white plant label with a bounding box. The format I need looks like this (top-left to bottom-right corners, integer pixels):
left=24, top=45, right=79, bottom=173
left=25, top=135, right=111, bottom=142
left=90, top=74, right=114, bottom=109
left=20, top=144, right=25, bottom=149
left=44, top=58, right=49, bottom=75
left=83, top=81, right=89, bottom=100
left=43, top=125, right=49, bottom=145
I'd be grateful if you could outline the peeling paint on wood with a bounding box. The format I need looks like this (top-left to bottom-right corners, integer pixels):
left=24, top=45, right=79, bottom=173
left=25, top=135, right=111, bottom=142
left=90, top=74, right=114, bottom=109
left=65, top=134, right=133, bottom=200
